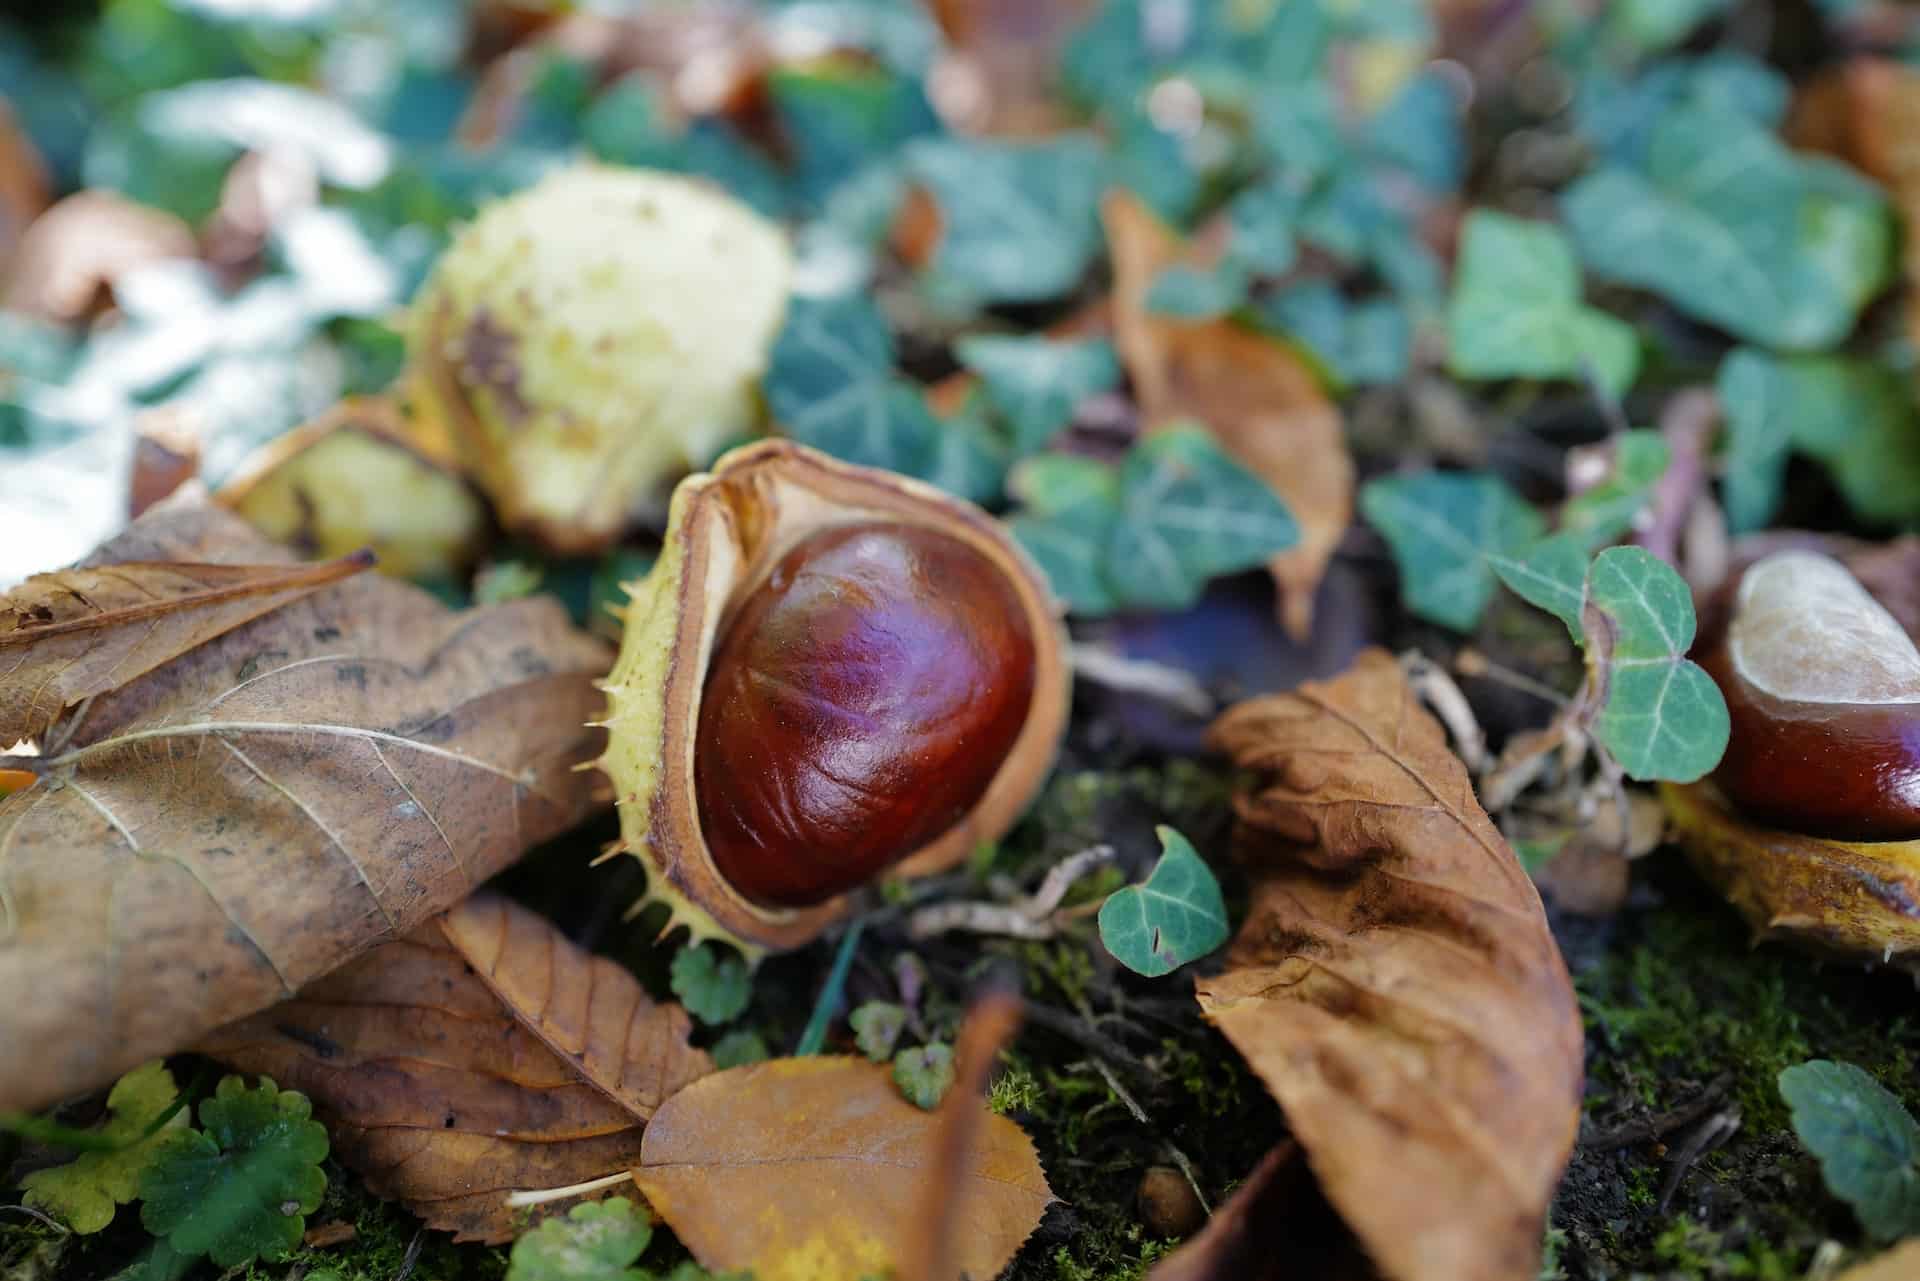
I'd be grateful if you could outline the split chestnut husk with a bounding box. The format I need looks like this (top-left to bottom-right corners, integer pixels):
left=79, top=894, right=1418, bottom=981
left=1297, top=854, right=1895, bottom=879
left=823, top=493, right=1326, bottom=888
left=597, top=441, right=1069, bottom=953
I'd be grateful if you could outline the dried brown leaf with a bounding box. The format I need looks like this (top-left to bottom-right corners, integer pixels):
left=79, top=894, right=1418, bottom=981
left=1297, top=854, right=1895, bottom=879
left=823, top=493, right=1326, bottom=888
left=3, top=191, right=195, bottom=325
left=1834, top=1240, right=1920, bottom=1281
left=924, top=0, right=1093, bottom=135
left=634, top=1056, right=1053, bottom=1281
left=0, top=503, right=611, bottom=1114
left=199, top=892, right=710, bottom=1241
left=1104, top=191, right=1352, bottom=641
left=0, top=537, right=374, bottom=745
left=1146, top=1142, right=1379, bottom=1281
left=1204, top=648, right=1584, bottom=1281
left=0, top=98, right=50, bottom=278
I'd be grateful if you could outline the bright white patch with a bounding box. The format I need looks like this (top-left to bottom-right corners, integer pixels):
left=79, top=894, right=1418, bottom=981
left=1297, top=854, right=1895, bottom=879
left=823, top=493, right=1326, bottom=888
left=1731, top=551, right=1920, bottom=704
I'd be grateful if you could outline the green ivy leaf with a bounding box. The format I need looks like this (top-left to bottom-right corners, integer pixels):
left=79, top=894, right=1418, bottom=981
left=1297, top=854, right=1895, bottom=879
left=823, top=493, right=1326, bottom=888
left=1145, top=264, right=1247, bottom=320
left=1097, top=826, right=1229, bottom=978
left=1006, top=455, right=1124, bottom=616
left=1445, top=209, right=1639, bottom=400
left=1224, top=179, right=1300, bottom=276
left=21, top=1061, right=186, bottom=1234
left=904, top=133, right=1105, bottom=309
left=670, top=944, right=752, bottom=1026
left=1108, top=426, right=1299, bottom=612
left=1717, top=349, right=1920, bottom=532
left=953, top=335, right=1119, bottom=456
left=1585, top=546, right=1729, bottom=783
left=1561, top=430, right=1671, bottom=547
left=1487, top=533, right=1589, bottom=641
left=1780, top=1060, right=1920, bottom=1242
left=506, top=1196, right=654, bottom=1281
left=139, top=1075, right=329, bottom=1270
left=892, top=1042, right=955, bottom=1110
left=1254, top=282, right=1410, bottom=389
left=1360, top=472, right=1544, bottom=632
left=849, top=1001, right=908, bottom=1063
left=765, top=296, right=1002, bottom=503
left=1564, top=109, right=1893, bottom=351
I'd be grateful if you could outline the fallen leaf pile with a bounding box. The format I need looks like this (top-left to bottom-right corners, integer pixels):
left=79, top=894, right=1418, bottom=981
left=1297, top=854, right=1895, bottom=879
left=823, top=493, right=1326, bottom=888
left=1190, top=649, right=1585, bottom=1281
left=200, top=893, right=712, bottom=1242
left=0, top=502, right=611, bottom=1114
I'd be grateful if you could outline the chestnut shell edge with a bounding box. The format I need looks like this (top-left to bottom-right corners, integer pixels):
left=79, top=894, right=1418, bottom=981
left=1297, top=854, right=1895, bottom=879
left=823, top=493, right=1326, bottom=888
left=1661, top=779, right=1920, bottom=975
left=595, top=439, right=1072, bottom=954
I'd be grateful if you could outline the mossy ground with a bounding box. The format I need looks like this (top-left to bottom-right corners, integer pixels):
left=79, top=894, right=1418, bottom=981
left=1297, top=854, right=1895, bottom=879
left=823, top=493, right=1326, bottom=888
left=6, top=763, right=1918, bottom=1281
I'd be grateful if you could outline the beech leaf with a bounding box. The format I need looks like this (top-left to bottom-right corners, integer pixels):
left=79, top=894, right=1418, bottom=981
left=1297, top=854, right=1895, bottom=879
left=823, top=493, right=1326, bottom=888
left=0, top=548, right=373, bottom=745
left=139, top=1074, right=329, bottom=1271
left=1583, top=546, right=1729, bottom=782
left=1097, top=826, right=1228, bottom=978
left=1206, top=650, right=1585, bottom=1281
left=1105, top=190, right=1351, bottom=640
left=0, top=503, right=611, bottom=1114
left=1780, top=1060, right=1920, bottom=1241
left=632, top=1057, right=1052, bottom=1281
left=20, top=1060, right=187, bottom=1233
left=199, top=893, right=712, bottom=1243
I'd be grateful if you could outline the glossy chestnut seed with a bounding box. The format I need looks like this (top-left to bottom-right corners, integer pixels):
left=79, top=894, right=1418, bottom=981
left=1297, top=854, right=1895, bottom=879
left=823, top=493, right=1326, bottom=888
left=1701, top=551, right=1920, bottom=841
left=695, top=521, right=1037, bottom=907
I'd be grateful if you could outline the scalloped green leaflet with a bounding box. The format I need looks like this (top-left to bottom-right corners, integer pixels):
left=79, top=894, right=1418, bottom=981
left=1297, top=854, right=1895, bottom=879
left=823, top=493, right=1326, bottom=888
left=507, top=1196, right=654, bottom=1281
left=1108, top=427, right=1300, bottom=612
left=139, top=1075, right=328, bottom=1270
left=1780, top=1060, right=1920, bottom=1242
left=1585, top=547, right=1728, bottom=783
left=20, top=1061, right=185, bottom=1233
left=1098, top=826, right=1228, bottom=978
left=1360, top=471, right=1543, bottom=632
left=1445, top=209, right=1639, bottom=399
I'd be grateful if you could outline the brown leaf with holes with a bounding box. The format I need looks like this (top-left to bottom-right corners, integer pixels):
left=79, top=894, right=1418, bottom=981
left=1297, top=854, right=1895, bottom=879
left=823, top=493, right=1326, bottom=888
left=1204, top=648, right=1584, bottom=1281
left=1104, top=191, right=1352, bottom=642
left=0, top=539, right=374, bottom=746
left=633, top=1056, right=1053, bottom=1281
left=0, top=502, right=611, bottom=1114
left=199, top=892, right=711, bottom=1242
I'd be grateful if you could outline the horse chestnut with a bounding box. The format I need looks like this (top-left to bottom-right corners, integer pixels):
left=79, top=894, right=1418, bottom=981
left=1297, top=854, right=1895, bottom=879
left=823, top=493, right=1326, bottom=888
left=696, top=522, right=1037, bottom=907
left=597, top=441, right=1069, bottom=951
left=1699, top=550, right=1920, bottom=841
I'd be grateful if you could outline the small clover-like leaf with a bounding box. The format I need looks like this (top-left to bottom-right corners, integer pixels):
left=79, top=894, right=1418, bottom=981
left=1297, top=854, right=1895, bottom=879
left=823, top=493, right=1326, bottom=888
left=1360, top=471, right=1544, bottom=632
left=21, top=1061, right=185, bottom=1233
left=849, top=1001, right=907, bottom=1063
left=1006, top=455, right=1124, bottom=616
left=891, top=1043, right=955, bottom=1110
left=1445, top=209, right=1639, bottom=399
left=670, top=943, right=753, bottom=1026
left=1487, top=533, right=1588, bottom=641
left=506, top=1196, right=654, bottom=1281
left=1561, top=430, right=1670, bottom=547
left=1584, top=546, right=1729, bottom=782
left=139, top=1075, right=328, bottom=1270
left=1780, top=1060, right=1920, bottom=1242
left=1108, top=426, right=1299, bottom=613
left=953, top=334, right=1119, bottom=455
left=1097, top=826, right=1229, bottom=978
left=709, top=1030, right=770, bottom=1071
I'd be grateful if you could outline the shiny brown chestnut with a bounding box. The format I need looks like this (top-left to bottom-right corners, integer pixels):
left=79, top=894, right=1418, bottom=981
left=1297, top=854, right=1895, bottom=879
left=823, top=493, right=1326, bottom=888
left=1698, top=550, right=1920, bottom=841
left=597, top=441, right=1069, bottom=952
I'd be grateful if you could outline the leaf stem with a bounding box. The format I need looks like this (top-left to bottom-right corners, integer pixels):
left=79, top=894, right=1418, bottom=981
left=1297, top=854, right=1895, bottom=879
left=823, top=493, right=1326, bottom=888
left=796, top=918, right=866, bottom=1056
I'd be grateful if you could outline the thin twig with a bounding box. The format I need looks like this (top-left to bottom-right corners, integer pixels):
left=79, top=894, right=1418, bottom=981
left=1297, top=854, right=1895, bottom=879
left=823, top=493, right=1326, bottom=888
left=1400, top=650, right=1487, bottom=771
left=1453, top=648, right=1570, bottom=706
left=504, top=1170, right=634, bottom=1209
left=1657, top=1109, right=1741, bottom=1213
left=906, top=845, right=1115, bottom=941
left=1580, top=1073, right=1732, bottom=1150
left=1069, top=644, right=1215, bottom=718
left=1085, top=1058, right=1150, bottom=1125
left=0, top=1204, right=71, bottom=1234
left=393, top=1228, right=427, bottom=1281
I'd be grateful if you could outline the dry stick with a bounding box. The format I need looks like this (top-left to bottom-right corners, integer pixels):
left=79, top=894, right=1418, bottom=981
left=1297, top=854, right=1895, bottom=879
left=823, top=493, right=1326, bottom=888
left=1657, top=1109, right=1742, bottom=1214
left=1069, top=643, right=1216, bottom=718
left=906, top=844, right=1116, bottom=940
left=1580, top=1073, right=1733, bottom=1150
left=900, top=991, right=1025, bottom=1281
left=1399, top=650, right=1488, bottom=772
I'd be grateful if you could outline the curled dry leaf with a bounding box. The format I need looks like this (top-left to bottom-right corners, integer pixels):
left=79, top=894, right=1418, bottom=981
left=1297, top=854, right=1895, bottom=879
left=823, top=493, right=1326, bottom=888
left=0, top=503, right=611, bottom=1113
left=1104, top=191, right=1353, bottom=642
left=1205, top=648, right=1584, bottom=1281
left=633, top=1056, right=1053, bottom=1281
left=3, top=190, right=196, bottom=325
left=1660, top=780, right=1920, bottom=975
left=0, top=537, right=374, bottom=746
left=199, top=893, right=712, bottom=1242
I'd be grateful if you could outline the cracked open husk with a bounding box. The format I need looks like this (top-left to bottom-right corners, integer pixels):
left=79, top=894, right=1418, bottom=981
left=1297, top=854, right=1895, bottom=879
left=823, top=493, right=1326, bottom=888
left=406, top=164, right=791, bottom=554
left=595, top=440, right=1070, bottom=953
